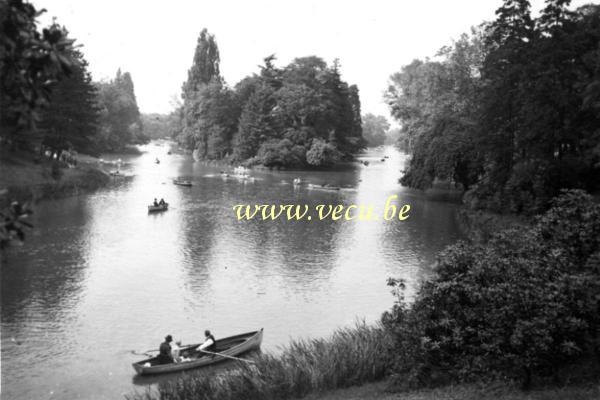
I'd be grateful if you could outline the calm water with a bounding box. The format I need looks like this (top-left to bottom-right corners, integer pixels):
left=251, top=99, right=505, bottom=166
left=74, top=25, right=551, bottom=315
left=1, top=143, right=462, bottom=399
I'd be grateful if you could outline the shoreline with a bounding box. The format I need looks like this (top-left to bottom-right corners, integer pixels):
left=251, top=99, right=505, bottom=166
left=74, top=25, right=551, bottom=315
left=0, top=150, right=111, bottom=206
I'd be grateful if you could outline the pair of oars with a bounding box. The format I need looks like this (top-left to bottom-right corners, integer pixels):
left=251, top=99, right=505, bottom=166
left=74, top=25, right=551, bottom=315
left=132, top=346, right=254, bottom=364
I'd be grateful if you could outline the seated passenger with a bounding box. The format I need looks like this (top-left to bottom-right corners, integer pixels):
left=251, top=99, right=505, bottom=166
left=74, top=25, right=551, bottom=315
left=171, top=340, right=181, bottom=363
left=157, top=335, right=174, bottom=364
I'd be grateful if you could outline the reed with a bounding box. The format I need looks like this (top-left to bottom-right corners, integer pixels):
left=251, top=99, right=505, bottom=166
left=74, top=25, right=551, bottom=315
left=128, top=323, right=392, bottom=400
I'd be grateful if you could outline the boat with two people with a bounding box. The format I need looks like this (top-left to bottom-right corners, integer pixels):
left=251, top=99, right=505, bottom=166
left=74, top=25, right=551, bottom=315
left=148, top=198, right=168, bottom=212
left=132, top=329, right=263, bottom=375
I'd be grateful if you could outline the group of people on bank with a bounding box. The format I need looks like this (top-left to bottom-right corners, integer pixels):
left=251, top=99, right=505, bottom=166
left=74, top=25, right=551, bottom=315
left=157, top=330, right=216, bottom=364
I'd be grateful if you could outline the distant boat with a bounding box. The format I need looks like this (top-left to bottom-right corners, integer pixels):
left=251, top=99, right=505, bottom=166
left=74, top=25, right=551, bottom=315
left=308, top=183, right=340, bottom=191
left=173, top=179, right=192, bottom=187
left=132, top=329, right=263, bottom=375
left=109, top=170, right=120, bottom=176
left=148, top=203, right=168, bottom=212
left=155, top=158, right=160, bottom=164
left=293, top=178, right=302, bottom=185
left=362, top=161, right=369, bottom=166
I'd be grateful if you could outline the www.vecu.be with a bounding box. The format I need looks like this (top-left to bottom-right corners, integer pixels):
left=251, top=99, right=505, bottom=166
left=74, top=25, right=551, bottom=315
left=233, top=195, right=410, bottom=222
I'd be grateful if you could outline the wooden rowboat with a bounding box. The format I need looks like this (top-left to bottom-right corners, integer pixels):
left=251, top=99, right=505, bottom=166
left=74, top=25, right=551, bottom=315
left=132, top=329, right=263, bottom=375
left=173, top=179, right=193, bottom=187
left=148, top=203, right=169, bottom=212
left=308, top=183, right=340, bottom=191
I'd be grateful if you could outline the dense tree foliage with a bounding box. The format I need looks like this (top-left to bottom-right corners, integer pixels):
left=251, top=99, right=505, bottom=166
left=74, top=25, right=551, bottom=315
left=39, top=48, right=100, bottom=156
left=141, top=113, right=181, bottom=140
left=175, top=30, right=365, bottom=167
left=383, top=189, right=600, bottom=388
left=362, top=113, right=390, bottom=147
left=0, top=1, right=146, bottom=156
left=386, top=27, right=486, bottom=192
left=95, top=69, right=146, bottom=151
left=0, top=0, right=75, bottom=147
left=387, top=1, right=600, bottom=214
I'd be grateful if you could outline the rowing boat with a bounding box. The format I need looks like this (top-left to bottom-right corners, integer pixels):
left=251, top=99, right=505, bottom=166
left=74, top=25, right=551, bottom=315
left=148, top=203, right=169, bottom=212
left=132, top=329, right=263, bottom=375
left=308, top=183, right=340, bottom=191
left=173, top=179, right=192, bottom=187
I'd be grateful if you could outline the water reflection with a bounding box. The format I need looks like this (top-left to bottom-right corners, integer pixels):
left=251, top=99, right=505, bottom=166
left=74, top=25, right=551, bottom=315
left=1, top=144, right=463, bottom=399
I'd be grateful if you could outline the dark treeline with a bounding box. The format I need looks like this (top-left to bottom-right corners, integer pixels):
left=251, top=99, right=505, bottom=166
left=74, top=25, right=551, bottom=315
left=386, top=0, right=600, bottom=214
left=0, top=0, right=145, bottom=157
left=382, top=0, right=600, bottom=392
left=172, top=29, right=365, bottom=168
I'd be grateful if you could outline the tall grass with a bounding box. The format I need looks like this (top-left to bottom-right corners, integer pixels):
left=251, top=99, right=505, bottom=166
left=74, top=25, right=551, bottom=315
left=129, top=323, right=392, bottom=400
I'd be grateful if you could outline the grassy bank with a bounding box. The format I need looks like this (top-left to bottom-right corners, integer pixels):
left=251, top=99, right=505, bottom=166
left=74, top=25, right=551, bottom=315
left=129, top=324, right=391, bottom=400
left=307, top=380, right=600, bottom=400
left=0, top=150, right=110, bottom=206
left=127, top=323, right=599, bottom=400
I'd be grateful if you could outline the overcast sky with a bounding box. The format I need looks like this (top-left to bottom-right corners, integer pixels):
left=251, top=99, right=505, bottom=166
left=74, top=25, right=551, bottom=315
left=35, top=0, right=592, bottom=121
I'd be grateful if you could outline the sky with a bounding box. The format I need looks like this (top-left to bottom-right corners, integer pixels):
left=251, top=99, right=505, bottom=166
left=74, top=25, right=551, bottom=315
left=35, top=0, right=593, bottom=121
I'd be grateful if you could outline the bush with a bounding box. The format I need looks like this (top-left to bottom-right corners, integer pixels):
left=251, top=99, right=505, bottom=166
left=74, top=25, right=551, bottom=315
left=383, top=190, right=600, bottom=389
left=257, top=139, right=306, bottom=168
left=50, top=161, right=63, bottom=180
left=305, top=138, right=341, bottom=167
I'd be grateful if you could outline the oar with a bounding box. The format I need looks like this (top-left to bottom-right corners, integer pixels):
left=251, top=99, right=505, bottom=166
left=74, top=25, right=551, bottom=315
left=132, top=343, right=200, bottom=357
left=200, top=349, right=255, bottom=364
left=131, top=349, right=159, bottom=356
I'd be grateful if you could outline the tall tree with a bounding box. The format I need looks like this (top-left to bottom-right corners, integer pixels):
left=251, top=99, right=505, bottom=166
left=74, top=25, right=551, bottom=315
left=182, top=28, right=222, bottom=99
left=0, top=0, right=74, bottom=147
left=388, top=2, right=600, bottom=213
left=40, top=47, right=100, bottom=155
left=95, top=69, right=144, bottom=151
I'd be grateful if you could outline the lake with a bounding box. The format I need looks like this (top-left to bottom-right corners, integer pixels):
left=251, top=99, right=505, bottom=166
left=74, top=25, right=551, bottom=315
left=1, top=143, right=463, bottom=399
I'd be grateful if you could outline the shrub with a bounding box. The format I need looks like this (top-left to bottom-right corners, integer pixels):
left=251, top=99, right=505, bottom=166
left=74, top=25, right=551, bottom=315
left=383, top=190, right=600, bottom=388
left=305, top=138, right=340, bottom=167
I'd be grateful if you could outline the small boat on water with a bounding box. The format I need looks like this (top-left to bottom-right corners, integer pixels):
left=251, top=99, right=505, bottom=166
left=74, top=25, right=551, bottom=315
left=308, top=183, right=340, bottom=191
left=148, top=203, right=169, bottom=212
left=132, top=329, right=263, bottom=375
left=155, top=158, right=160, bottom=164
left=173, top=179, right=192, bottom=187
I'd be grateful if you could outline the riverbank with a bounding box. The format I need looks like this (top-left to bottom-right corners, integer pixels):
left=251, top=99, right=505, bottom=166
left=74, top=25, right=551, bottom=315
left=128, top=322, right=599, bottom=400
left=0, top=150, right=110, bottom=206
left=308, top=380, right=600, bottom=400
left=130, top=324, right=391, bottom=400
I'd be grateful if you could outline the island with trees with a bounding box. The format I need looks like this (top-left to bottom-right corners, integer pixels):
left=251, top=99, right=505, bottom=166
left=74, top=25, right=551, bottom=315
left=170, top=29, right=365, bottom=168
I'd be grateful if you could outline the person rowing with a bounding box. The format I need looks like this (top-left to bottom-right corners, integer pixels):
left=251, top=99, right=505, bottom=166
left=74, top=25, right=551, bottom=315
left=196, top=330, right=216, bottom=354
